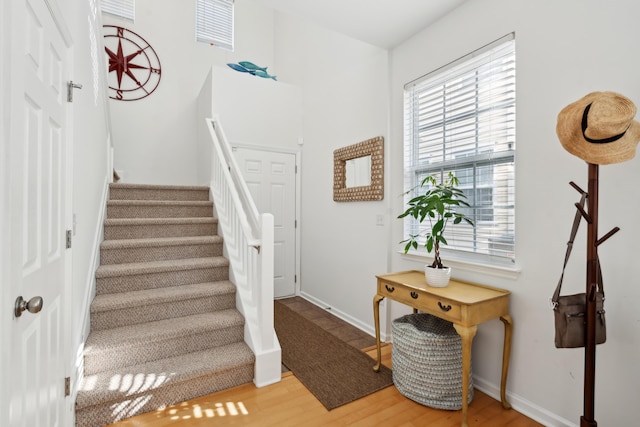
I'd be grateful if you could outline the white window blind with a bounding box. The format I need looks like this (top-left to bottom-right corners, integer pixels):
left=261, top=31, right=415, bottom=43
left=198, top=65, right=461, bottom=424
left=403, top=34, right=516, bottom=262
left=101, top=0, right=135, bottom=21
left=196, top=0, right=234, bottom=51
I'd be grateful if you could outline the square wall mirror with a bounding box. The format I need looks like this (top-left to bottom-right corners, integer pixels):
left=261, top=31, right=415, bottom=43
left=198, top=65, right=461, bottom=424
left=333, top=136, right=384, bottom=202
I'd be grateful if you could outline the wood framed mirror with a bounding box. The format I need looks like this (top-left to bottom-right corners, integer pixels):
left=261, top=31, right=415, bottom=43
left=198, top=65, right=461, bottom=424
left=333, top=136, right=384, bottom=202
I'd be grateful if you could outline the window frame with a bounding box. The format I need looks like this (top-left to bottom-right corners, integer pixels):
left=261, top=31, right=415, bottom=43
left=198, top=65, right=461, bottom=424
left=196, top=0, right=234, bottom=51
left=401, top=33, right=516, bottom=269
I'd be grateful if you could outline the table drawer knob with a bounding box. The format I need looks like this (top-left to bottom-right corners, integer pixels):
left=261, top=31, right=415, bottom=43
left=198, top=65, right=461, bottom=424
left=438, top=302, right=452, bottom=312
left=385, top=285, right=395, bottom=293
left=410, top=291, right=419, bottom=299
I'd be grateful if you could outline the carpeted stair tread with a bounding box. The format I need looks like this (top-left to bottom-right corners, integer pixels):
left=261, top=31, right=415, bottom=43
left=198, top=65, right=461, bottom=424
left=85, top=309, right=244, bottom=351
left=83, top=311, right=245, bottom=375
left=100, top=235, right=222, bottom=250
left=110, top=183, right=209, bottom=192
left=76, top=342, right=255, bottom=409
left=99, top=236, right=223, bottom=265
left=95, top=257, right=229, bottom=278
left=90, top=281, right=236, bottom=313
left=107, top=199, right=213, bottom=207
left=106, top=200, right=214, bottom=219
left=104, top=217, right=217, bottom=226
left=103, top=217, right=218, bottom=240
left=83, top=310, right=245, bottom=373
left=109, top=183, right=210, bottom=202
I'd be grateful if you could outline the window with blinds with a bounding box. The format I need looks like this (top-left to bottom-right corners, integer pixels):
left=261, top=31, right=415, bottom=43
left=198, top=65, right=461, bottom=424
left=403, top=34, right=516, bottom=263
left=196, top=0, right=234, bottom=51
left=101, top=0, right=135, bottom=21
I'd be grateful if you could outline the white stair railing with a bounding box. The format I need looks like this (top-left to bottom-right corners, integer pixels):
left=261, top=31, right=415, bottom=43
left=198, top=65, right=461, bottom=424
left=205, top=115, right=281, bottom=387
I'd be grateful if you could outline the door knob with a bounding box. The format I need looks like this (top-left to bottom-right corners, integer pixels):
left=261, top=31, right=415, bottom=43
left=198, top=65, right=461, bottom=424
left=14, top=296, right=44, bottom=318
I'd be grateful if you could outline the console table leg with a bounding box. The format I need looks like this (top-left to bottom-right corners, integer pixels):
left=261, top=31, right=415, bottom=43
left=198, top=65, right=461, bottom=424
left=453, top=324, right=477, bottom=427
left=499, top=314, right=513, bottom=409
left=372, top=294, right=385, bottom=372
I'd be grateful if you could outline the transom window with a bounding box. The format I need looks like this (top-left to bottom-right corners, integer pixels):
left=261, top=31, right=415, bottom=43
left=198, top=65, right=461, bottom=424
left=101, top=0, right=135, bottom=21
left=402, top=34, right=516, bottom=263
left=196, top=0, right=234, bottom=51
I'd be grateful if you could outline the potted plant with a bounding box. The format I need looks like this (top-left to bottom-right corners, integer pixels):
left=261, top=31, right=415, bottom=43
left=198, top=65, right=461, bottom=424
left=398, top=172, right=474, bottom=287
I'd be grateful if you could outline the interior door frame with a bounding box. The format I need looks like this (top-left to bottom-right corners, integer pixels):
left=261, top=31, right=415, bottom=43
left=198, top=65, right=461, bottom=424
left=232, top=143, right=302, bottom=297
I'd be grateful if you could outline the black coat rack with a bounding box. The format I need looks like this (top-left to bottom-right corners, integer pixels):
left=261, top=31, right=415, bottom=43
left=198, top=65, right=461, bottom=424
left=570, top=164, right=620, bottom=427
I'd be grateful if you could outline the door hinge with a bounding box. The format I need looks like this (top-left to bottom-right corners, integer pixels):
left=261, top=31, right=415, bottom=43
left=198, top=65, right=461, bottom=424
left=67, top=81, right=82, bottom=102
left=295, top=275, right=297, bottom=283
left=64, top=377, right=71, bottom=397
left=295, top=220, right=297, bottom=228
left=66, top=230, right=72, bottom=249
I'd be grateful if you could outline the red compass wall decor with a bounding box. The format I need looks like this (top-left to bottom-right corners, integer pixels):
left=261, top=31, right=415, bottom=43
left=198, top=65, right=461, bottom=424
left=103, top=25, right=162, bottom=101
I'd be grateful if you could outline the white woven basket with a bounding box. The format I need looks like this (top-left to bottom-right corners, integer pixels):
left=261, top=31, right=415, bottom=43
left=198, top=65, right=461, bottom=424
left=391, top=313, right=473, bottom=410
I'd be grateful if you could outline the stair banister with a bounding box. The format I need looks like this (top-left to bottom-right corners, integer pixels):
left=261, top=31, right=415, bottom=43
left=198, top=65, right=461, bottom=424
left=205, top=115, right=281, bottom=388
left=209, top=117, right=261, bottom=242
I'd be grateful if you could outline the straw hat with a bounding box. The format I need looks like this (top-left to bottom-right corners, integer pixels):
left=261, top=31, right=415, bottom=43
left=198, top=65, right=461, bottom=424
left=556, top=91, right=640, bottom=164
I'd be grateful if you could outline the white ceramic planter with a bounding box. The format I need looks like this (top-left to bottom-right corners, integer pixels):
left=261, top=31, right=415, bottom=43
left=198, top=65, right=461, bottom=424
left=424, top=265, right=451, bottom=287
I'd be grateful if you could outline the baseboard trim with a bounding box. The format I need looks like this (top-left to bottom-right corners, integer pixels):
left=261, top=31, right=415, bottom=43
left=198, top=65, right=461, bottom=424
left=66, top=175, right=109, bottom=426
left=297, top=292, right=574, bottom=427
left=80, top=176, right=109, bottom=340
left=299, top=291, right=376, bottom=336
left=454, top=368, right=578, bottom=427
left=72, top=176, right=109, bottom=399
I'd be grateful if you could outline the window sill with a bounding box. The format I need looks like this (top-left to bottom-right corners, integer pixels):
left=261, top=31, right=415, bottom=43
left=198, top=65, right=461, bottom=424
left=397, top=250, right=521, bottom=281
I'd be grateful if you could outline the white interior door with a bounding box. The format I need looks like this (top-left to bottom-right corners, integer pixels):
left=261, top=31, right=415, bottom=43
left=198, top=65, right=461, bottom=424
left=4, top=0, right=72, bottom=425
left=233, top=147, right=297, bottom=298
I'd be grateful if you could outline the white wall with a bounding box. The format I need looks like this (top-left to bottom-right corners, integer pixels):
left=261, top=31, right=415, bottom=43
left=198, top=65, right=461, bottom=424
left=95, top=0, right=640, bottom=425
left=210, top=65, right=303, bottom=150
left=64, top=0, right=114, bottom=412
left=104, top=0, right=391, bottom=336
left=103, top=0, right=277, bottom=185
left=196, top=65, right=303, bottom=184
left=390, top=1, right=640, bottom=426
left=272, top=13, right=391, bottom=331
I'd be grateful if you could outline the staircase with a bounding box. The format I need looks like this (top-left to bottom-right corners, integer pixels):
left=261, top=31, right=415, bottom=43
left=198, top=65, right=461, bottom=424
left=75, top=183, right=255, bottom=427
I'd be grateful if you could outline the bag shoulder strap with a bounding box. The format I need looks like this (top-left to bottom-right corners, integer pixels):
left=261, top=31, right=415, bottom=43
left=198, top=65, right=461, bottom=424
left=595, top=255, right=604, bottom=297
left=552, top=193, right=586, bottom=304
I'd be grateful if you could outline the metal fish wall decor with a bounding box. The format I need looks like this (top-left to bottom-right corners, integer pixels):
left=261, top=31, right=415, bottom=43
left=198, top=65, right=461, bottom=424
left=226, top=61, right=277, bottom=81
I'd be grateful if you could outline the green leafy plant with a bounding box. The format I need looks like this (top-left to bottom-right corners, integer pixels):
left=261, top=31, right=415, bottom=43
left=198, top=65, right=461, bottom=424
left=398, top=172, right=475, bottom=269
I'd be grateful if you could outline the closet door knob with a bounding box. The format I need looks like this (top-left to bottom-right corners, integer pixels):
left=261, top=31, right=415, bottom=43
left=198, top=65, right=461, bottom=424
left=14, top=296, right=44, bottom=317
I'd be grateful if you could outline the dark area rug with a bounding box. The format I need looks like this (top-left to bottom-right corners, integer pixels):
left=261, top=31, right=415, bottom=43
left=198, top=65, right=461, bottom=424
left=274, top=300, right=394, bottom=410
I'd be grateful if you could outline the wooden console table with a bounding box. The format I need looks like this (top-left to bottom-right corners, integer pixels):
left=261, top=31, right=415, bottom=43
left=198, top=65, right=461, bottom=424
left=373, top=270, right=513, bottom=427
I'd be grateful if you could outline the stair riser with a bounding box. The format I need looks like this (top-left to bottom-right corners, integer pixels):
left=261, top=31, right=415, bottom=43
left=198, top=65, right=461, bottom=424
left=84, top=325, right=245, bottom=375
left=75, top=363, right=254, bottom=427
left=104, top=222, right=217, bottom=240
left=110, top=187, right=210, bottom=201
left=100, top=242, right=223, bottom=265
left=91, top=293, right=237, bottom=330
left=107, top=204, right=213, bottom=219
left=96, top=266, right=229, bottom=294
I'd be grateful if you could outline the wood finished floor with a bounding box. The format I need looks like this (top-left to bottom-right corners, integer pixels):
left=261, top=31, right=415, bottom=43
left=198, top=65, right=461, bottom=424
left=106, top=297, right=543, bottom=427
